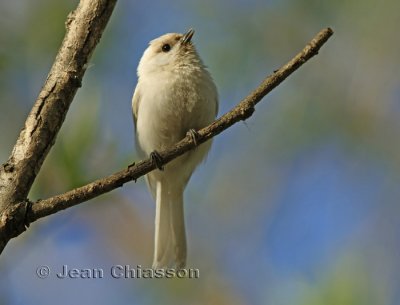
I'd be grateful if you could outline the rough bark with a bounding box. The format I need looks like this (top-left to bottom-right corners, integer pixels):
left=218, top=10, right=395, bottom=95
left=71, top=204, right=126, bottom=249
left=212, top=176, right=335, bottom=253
left=0, top=0, right=117, bottom=252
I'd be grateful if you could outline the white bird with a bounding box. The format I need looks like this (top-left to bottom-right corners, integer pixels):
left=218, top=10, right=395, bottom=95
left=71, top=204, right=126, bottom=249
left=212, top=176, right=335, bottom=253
left=132, top=29, right=218, bottom=269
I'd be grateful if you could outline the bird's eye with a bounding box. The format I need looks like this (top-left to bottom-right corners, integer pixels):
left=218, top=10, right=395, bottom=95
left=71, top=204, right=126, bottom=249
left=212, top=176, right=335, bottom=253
left=161, top=44, right=171, bottom=52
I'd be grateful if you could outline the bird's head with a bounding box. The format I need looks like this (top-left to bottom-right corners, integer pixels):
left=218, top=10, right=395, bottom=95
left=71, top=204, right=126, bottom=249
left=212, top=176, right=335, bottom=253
left=137, top=29, right=201, bottom=76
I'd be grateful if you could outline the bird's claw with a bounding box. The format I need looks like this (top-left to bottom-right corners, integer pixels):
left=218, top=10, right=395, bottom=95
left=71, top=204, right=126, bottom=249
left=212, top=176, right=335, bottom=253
left=150, top=151, right=164, bottom=171
left=187, top=129, right=199, bottom=146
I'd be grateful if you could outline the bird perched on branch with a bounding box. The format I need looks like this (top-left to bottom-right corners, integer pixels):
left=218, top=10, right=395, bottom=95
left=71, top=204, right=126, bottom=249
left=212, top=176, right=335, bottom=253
left=132, top=29, right=218, bottom=269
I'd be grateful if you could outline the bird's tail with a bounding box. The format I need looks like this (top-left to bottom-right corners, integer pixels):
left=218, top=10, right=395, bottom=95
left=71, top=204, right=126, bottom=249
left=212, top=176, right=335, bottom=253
left=152, top=180, right=186, bottom=269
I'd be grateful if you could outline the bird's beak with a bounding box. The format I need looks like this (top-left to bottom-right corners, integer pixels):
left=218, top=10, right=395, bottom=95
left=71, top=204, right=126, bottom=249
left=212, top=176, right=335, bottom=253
left=181, top=28, right=195, bottom=44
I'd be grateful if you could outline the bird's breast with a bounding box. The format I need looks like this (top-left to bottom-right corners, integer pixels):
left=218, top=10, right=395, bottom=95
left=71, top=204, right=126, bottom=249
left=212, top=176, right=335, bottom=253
left=136, top=70, right=216, bottom=154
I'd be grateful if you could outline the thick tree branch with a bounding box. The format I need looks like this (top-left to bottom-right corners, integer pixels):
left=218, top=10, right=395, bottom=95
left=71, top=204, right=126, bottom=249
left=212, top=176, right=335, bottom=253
left=0, top=0, right=117, bottom=213
left=0, top=27, right=333, bottom=255
left=0, top=0, right=117, bottom=254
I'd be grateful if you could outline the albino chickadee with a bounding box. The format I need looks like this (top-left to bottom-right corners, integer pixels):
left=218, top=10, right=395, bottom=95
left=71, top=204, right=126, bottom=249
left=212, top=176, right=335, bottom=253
left=132, top=29, right=218, bottom=269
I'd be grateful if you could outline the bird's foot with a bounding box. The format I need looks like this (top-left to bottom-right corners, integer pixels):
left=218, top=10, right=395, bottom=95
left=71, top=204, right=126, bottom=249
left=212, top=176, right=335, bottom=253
left=150, top=151, right=164, bottom=171
left=187, top=129, right=200, bottom=146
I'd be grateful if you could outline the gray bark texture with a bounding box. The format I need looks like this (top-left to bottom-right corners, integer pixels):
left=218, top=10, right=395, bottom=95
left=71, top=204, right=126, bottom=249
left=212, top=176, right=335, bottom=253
left=0, top=0, right=117, bottom=253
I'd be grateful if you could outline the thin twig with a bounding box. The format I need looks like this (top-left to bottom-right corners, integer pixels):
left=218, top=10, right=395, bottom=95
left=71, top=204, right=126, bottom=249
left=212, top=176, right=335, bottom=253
left=0, top=27, right=334, bottom=255
left=30, top=27, right=334, bottom=221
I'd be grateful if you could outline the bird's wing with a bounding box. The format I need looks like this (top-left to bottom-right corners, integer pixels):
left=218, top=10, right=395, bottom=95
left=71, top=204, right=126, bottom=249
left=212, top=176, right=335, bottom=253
left=132, top=84, right=141, bottom=129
